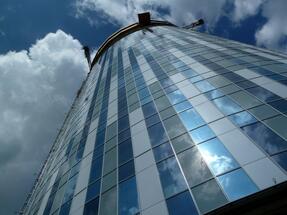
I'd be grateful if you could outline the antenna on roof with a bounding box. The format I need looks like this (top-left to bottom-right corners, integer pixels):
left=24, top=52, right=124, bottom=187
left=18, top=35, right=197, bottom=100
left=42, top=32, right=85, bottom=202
left=83, top=46, right=91, bottom=70
left=183, top=19, right=204, bottom=29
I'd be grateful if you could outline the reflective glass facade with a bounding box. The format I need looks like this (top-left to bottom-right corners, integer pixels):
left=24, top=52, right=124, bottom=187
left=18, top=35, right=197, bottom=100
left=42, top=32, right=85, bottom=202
left=23, top=25, right=287, bottom=215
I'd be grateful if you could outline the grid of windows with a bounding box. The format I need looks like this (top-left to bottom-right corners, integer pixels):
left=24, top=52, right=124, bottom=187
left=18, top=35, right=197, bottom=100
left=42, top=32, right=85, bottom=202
left=23, top=25, right=287, bottom=215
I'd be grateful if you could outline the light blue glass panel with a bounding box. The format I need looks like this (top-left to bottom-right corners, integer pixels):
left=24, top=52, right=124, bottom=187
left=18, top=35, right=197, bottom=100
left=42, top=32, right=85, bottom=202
left=118, top=177, right=139, bottom=215
left=213, top=96, right=242, bottom=115
left=167, top=90, right=186, bottom=105
left=197, top=138, right=239, bottom=175
left=218, top=169, right=258, bottom=201
left=174, top=100, right=193, bottom=113
left=189, top=125, right=216, bottom=144
left=228, top=111, right=257, bottom=127
left=179, top=109, right=205, bottom=131
left=195, top=80, right=215, bottom=92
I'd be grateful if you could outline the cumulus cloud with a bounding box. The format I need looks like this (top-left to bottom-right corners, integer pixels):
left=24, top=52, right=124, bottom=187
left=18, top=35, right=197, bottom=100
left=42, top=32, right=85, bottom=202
left=74, top=0, right=229, bottom=28
left=0, top=30, right=88, bottom=215
left=232, top=0, right=264, bottom=22
left=255, top=0, right=287, bottom=52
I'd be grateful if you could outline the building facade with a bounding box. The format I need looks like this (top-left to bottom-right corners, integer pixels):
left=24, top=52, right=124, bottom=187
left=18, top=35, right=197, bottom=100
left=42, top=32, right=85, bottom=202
left=22, top=16, right=287, bottom=215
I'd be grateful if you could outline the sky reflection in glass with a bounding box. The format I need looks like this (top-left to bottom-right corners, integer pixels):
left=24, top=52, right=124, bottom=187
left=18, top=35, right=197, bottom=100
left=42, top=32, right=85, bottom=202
left=198, top=138, right=239, bottom=175
left=218, top=169, right=258, bottom=201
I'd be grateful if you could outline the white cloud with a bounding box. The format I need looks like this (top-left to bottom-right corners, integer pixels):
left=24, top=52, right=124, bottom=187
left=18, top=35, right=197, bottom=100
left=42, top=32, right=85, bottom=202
left=0, top=30, right=88, bottom=214
left=75, top=0, right=229, bottom=28
left=232, top=0, right=264, bottom=22
left=255, top=0, right=287, bottom=52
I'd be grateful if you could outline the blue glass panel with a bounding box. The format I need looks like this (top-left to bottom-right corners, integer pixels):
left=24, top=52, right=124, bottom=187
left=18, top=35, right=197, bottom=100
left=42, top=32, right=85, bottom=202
left=153, top=142, right=174, bottom=162
left=213, top=96, right=242, bottom=115
left=119, top=160, right=135, bottom=182
left=246, top=86, right=280, bottom=102
left=183, top=69, right=197, bottom=78
left=145, top=114, right=161, bottom=127
left=59, top=200, right=72, bottom=215
left=118, top=138, right=133, bottom=165
left=190, top=75, right=203, bottom=83
left=241, top=122, right=287, bottom=155
left=89, top=156, right=103, bottom=183
left=157, top=156, right=187, bottom=198
left=272, top=151, right=287, bottom=171
left=84, top=197, right=99, bottom=215
left=268, top=99, right=287, bottom=114
left=166, top=190, right=199, bottom=215
left=179, top=109, right=205, bottom=131
left=218, top=169, right=258, bottom=201
left=118, top=115, right=130, bottom=132
left=147, top=122, right=169, bottom=146
left=189, top=125, right=215, bottom=144
left=167, top=90, right=186, bottom=105
left=204, top=89, right=224, bottom=100
left=197, top=138, right=239, bottom=175
left=195, top=80, right=215, bottom=92
left=142, top=102, right=157, bottom=118
left=174, top=100, right=192, bottom=113
left=62, top=175, right=78, bottom=203
left=86, top=179, right=101, bottom=202
left=228, top=111, right=257, bottom=127
left=118, top=177, right=139, bottom=215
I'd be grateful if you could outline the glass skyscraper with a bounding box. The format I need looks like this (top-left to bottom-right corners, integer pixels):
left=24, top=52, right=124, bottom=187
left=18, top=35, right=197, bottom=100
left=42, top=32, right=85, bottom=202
left=22, top=14, right=287, bottom=215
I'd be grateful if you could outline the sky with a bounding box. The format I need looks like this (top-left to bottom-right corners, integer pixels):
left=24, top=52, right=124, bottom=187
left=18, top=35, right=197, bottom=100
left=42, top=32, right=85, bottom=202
left=0, top=0, right=287, bottom=214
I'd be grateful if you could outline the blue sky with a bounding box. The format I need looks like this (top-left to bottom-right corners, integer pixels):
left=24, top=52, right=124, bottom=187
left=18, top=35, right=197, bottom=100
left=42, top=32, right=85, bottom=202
left=0, top=0, right=287, bottom=214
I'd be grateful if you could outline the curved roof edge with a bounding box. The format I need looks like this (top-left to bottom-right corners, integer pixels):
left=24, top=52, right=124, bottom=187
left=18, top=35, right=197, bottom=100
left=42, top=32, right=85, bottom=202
left=90, top=19, right=174, bottom=69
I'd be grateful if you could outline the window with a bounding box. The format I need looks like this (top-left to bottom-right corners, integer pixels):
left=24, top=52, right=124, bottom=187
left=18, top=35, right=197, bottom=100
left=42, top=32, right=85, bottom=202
left=102, top=170, right=117, bottom=193
left=264, top=115, right=287, bottom=140
left=142, top=102, right=157, bottom=118
left=249, top=104, right=279, bottom=120
left=118, top=115, right=130, bottom=132
left=157, top=156, right=187, bottom=198
left=246, top=86, right=280, bottom=102
left=103, top=147, right=117, bottom=175
left=189, top=125, right=215, bottom=144
left=229, top=91, right=262, bottom=109
left=118, top=138, right=133, bottom=165
left=213, top=96, right=242, bottom=115
left=198, top=138, right=239, bottom=175
left=166, top=190, right=198, bottom=215
left=178, top=147, right=213, bottom=187
left=204, top=89, right=224, bottom=100
left=174, top=100, right=193, bottom=113
left=194, top=80, right=215, bottom=92
left=272, top=151, right=287, bottom=171
left=163, top=115, right=187, bottom=139
left=84, top=197, right=99, bottom=215
left=167, top=90, right=186, bottom=105
left=228, top=111, right=257, bottom=127
left=62, top=175, right=78, bottom=204
left=145, top=114, right=161, bottom=127
left=268, top=99, right=287, bottom=114
left=119, top=160, right=135, bottom=182
left=118, top=177, right=139, bottom=215
left=179, top=109, right=205, bottom=131
left=192, top=179, right=227, bottom=214
left=154, top=96, right=171, bottom=111
left=241, top=122, right=287, bottom=155
left=147, top=122, right=169, bottom=147
left=170, top=133, right=193, bottom=155
left=99, top=187, right=117, bottom=215
left=159, top=106, right=177, bottom=120
left=86, top=180, right=101, bottom=202
left=153, top=142, right=174, bottom=162
left=218, top=169, right=258, bottom=201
